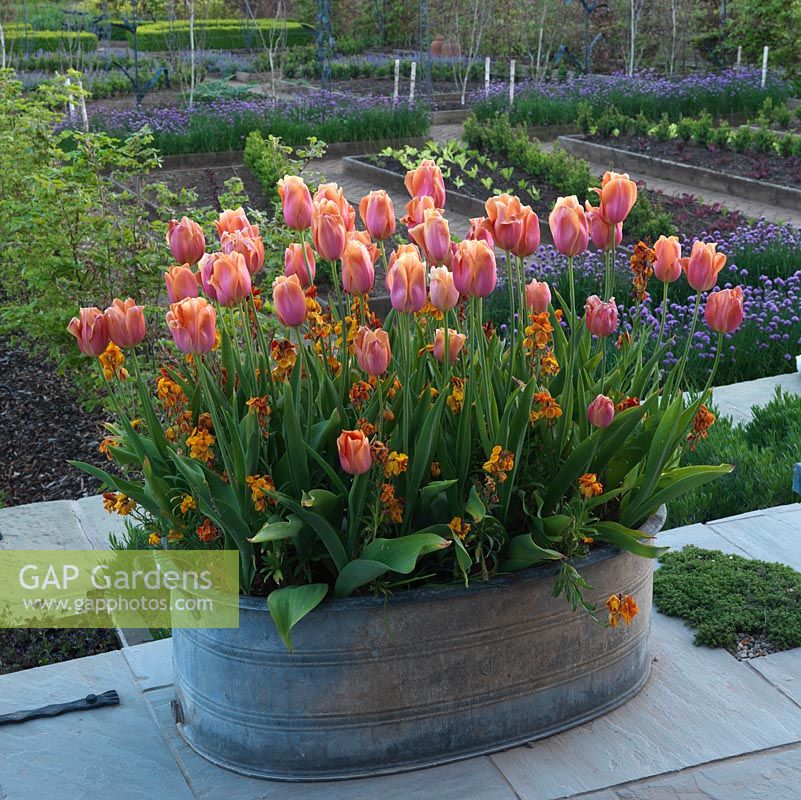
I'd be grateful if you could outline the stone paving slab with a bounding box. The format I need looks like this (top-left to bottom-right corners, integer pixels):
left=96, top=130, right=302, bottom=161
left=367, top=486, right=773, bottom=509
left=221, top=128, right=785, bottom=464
left=707, top=510, right=801, bottom=571
left=655, top=522, right=752, bottom=553
left=122, top=636, right=173, bottom=691
left=711, top=372, right=801, bottom=425
left=749, top=649, right=801, bottom=709
left=0, top=650, right=195, bottom=800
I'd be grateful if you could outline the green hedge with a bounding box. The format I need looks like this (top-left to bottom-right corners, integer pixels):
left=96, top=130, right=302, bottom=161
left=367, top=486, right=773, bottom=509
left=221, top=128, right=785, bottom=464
left=129, top=19, right=312, bottom=51
left=4, top=27, right=98, bottom=53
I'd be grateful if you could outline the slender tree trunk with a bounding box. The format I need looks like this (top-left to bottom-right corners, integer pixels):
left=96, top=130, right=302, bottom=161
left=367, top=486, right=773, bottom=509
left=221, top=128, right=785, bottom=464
left=0, top=21, right=5, bottom=70
left=187, top=0, right=195, bottom=108
left=669, top=0, right=677, bottom=75
left=629, top=0, right=635, bottom=76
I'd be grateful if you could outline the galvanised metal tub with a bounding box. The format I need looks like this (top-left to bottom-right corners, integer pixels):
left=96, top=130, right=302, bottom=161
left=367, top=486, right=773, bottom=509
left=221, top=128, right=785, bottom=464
left=172, top=509, right=664, bottom=781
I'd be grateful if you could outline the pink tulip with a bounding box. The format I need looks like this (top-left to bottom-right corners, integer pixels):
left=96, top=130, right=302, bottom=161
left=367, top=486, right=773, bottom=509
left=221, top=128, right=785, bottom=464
left=525, top=279, right=551, bottom=313
left=513, top=206, right=541, bottom=258
left=548, top=196, right=589, bottom=256
left=409, top=208, right=451, bottom=265
left=165, top=264, right=199, bottom=303
left=429, top=266, right=460, bottom=312
left=166, top=216, right=205, bottom=266
left=354, top=326, right=391, bottom=375
left=314, top=183, right=356, bottom=231
left=587, top=394, right=615, bottom=428
left=433, top=328, right=467, bottom=364
left=220, top=229, right=265, bottom=276
left=484, top=194, right=523, bottom=253
left=358, top=190, right=396, bottom=241
left=166, top=297, right=217, bottom=355
left=347, top=228, right=379, bottom=264
left=67, top=307, right=110, bottom=357
left=404, top=159, right=446, bottom=208
left=341, top=238, right=376, bottom=295
left=312, top=199, right=348, bottom=261
left=105, top=298, right=146, bottom=349
left=198, top=253, right=218, bottom=301
left=653, top=235, right=682, bottom=283
left=593, top=171, right=638, bottom=224
left=206, top=251, right=252, bottom=307
left=467, top=216, right=495, bottom=249
left=680, top=241, right=727, bottom=292
left=272, top=275, right=307, bottom=328
left=705, top=287, right=744, bottom=333
left=386, top=247, right=427, bottom=313
left=216, top=207, right=251, bottom=237
left=451, top=239, right=497, bottom=298
left=277, top=175, right=313, bottom=231
left=284, top=243, right=316, bottom=288
left=337, top=429, right=373, bottom=475
left=401, top=195, right=437, bottom=228
left=585, top=201, right=622, bottom=251
left=584, top=295, right=619, bottom=337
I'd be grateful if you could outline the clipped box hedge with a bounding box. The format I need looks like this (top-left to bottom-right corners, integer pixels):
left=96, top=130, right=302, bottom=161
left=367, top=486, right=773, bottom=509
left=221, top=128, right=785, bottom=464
left=4, top=27, right=98, bottom=53
left=129, top=19, right=312, bottom=51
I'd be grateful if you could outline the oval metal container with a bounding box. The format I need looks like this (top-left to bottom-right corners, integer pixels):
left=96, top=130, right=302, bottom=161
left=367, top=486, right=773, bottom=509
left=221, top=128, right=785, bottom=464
left=173, top=510, right=663, bottom=781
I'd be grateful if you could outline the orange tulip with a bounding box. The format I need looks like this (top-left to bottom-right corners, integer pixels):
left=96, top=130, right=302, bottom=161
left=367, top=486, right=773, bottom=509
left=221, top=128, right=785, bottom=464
left=220, top=229, right=265, bottom=276
left=284, top=242, right=316, bottom=288
left=404, top=159, right=446, bottom=208
left=584, top=201, right=622, bottom=251
left=409, top=208, right=451, bottom=265
left=485, top=194, right=523, bottom=253
left=359, top=190, right=396, bottom=240
left=166, top=297, right=217, bottom=354
left=705, top=287, right=744, bottom=333
left=165, top=264, right=199, bottom=303
left=514, top=206, right=541, bottom=257
left=272, top=274, right=307, bottom=328
left=215, top=207, right=251, bottom=237
left=593, top=171, right=637, bottom=224
left=451, top=239, right=497, bottom=298
left=312, top=199, right=348, bottom=261
left=467, top=216, right=495, bottom=249
left=386, top=247, right=427, bottom=313
left=337, top=429, right=373, bottom=475
left=277, top=175, right=313, bottom=231
left=401, top=195, right=437, bottom=228
left=653, top=235, right=682, bottom=283
left=347, top=228, right=379, bottom=264
left=525, top=279, right=551, bottom=312
left=429, top=265, right=460, bottom=312
left=67, top=307, right=110, bottom=357
left=680, top=241, right=727, bottom=292
left=105, top=298, right=146, bottom=349
left=314, top=183, right=355, bottom=231
left=354, top=326, right=391, bottom=375
left=166, top=216, right=205, bottom=266
left=548, top=196, right=589, bottom=256
left=206, top=251, right=252, bottom=307
left=433, top=328, right=467, bottom=364
left=341, top=238, right=376, bottom=295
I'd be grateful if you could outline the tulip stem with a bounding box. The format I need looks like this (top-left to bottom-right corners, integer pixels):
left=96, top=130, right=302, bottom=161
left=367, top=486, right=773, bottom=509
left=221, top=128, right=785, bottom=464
left=567, top=255, right=576, bottom=328
left=442, top=313, right=450, bottom=389
left=505, top=249, right=516, bottom=366
left=294, top=326, right=313, bottom=437
left=657, top=281, right=669, bottom=348
left=702, top=331, right=725, bottom=396
left=675, top=292, right=702, bottom=397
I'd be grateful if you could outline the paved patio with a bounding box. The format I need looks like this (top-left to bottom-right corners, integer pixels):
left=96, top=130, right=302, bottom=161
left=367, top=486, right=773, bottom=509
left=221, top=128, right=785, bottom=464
left=1, top=501, right=800, bottom=799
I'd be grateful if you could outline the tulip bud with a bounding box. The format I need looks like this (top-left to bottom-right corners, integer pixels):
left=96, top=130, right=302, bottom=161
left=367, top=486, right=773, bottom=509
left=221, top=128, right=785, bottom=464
left=67, top=307, right=110, bottom=357
left=429, top=265, right=460, bottom=312
left=452, top=239, right=497, bottom=298
left=467, top=216, right=494, bottom=249
left=386, top=247, right=427, bottom=313
left=347, top=228, right=379, bottom=263
left=166, top=216, right=205, bottom=266
left=359, top=190, right=396, bottom=241
left=312, top=199, right=348, bottom=261
left=341, top=239, right=376, bottom=295
left=584, top=295, right=619, bottom=337
left=680, top=241, right=727, bottom=292
left=525, top=279, right=551, bottom=313
left=166, top=297, right=217, bottom=355
left=585, top=201, right=622, bottom=251
left=652, top=235, right=682, bottom=283
left=165, top=264, right=199, bottom=303
left=105, top=298, right=146, bottom=349
left=277, top=175, right=313, bottom=231
left=513, top=206, right=541, bottom=258
left=337, top=429, right=373, bottom=475
left=284, top=243, right=316, bottom=288
left=354, top=326, right=391, bottom=375
left=216, top=207, right=251, bottom=237
left=409, top=208, right=452, bottom=266
left=207, top=251, right=252, bottom=307
left=705, top=286, right=744, bottom=334
left=272, top=275, right=307, bottom=327
left=220, top=229, right=265, bottom=276
left=314, top=182, right=355, bottom=230
left=594, top=171, right=638, bottom=224
left=587, top=394, right=615, bottom=428
left=401, top=195, right=437, bottom=228
left=433, top=328, right=467, bottom=364
left=548, top=196, right=589, bottom=256
left=404, top=159, right=446, bottom=208
left=197, top=253, right=217, bottom=302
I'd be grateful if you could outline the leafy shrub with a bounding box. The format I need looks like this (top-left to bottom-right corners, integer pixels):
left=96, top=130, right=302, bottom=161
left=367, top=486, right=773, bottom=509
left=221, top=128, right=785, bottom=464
left=130, top=19, right=312, bottom=51
left=729, top=125, right=755, bottom=153
left=4, top=27, right=98, bottom=53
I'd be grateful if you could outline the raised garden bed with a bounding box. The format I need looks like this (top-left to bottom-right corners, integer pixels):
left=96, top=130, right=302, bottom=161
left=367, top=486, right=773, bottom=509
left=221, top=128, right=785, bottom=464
left=559, top=135, right=801, bottom=213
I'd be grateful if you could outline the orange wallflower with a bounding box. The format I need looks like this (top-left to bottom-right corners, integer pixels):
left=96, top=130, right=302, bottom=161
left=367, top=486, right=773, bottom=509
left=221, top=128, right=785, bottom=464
left=186, top=428, right=215, bottom=462
left=246, top=474, right=276, bottom=512
left=688, top=404, right=716, bottom=449
left=380, top=483, right=404, bottom=524
left=448, top=516, right=471, bottom=541
left=384, top=451, right=409, bottom=478
left=531, top=391, right=562, bottom=422
left=483, top=445, right=514, bottom=483
left=197, top=519, right=220, bottom=543
left=606, top=593, right=639, bottom=627
left=578, top=473, right=603, bottom=499
left=98, top=342, right=129, bottom=381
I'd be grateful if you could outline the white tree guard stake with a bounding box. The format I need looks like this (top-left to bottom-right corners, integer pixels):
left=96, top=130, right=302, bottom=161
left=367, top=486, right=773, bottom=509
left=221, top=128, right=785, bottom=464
left=64, top=75, right=76, bottom=121
left=736, top=45, right=742, bottom=67
left=409, top=62, right=417, bottom=104
left=484, top=56, right=491, bottom=96
left=761, top=45, right=769, bottom=88
left=393, top=59, right=400, bottom=102
left=0, top=22, right=5, bottom=70
left=509, top=59, right=516, bottom=106
left=77, top=78, right=89, bottom=132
